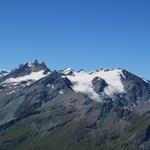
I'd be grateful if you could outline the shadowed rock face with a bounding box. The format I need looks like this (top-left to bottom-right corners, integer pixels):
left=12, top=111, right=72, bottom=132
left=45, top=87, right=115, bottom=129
left=121, top=70, right=150, bottom=107
left=92, top=77, right=108, bottom=94
left=0, top=71, right=73, bottom=126
left=0, top=64, right=150, bottom=150
left=14, top=72, right=73, bottom=120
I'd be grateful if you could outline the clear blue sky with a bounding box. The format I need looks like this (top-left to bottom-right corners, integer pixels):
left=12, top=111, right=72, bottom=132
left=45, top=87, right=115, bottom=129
left=0, top=0, right=150, bottom=79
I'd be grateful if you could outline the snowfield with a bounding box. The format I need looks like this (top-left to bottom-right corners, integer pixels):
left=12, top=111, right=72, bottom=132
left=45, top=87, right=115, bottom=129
left=4, top=70, right=49, bottom=85
left=64, top=69, right=125, bottom=101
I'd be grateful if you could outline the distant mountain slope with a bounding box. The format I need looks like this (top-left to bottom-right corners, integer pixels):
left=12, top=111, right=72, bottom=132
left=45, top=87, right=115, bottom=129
left=0, top=61, right=150, bottom=150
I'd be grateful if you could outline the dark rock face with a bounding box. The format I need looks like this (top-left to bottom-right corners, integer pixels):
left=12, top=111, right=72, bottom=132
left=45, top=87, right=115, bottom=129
left=92, top=77, right=108, bottom=94
left=144, top=125, right=150, bottom=142
left=13, top=72, right=73, bottom=121
left=99, top=100, right=113, bottom=119
left=122, top=70, right=150, bottom=107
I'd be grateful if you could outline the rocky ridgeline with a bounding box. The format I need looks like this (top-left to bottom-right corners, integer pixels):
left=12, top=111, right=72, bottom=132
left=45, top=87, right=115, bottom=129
left=0, top=61, right=150, bottom=150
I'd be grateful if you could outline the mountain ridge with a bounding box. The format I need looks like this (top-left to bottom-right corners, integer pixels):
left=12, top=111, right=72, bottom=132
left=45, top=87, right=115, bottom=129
left=0, top=60, right=150, bottom=150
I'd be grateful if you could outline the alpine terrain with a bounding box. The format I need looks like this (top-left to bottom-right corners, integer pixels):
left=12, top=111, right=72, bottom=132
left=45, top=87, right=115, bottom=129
left=0, top=60, right=150, bottom=150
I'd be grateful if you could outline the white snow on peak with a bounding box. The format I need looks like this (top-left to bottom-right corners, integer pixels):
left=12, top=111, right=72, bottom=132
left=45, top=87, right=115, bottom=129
left=65, top=69, right=125, bottom=101
left=142, top=78, right=150, bottom=84
left=59, top=90, right=64, bottom=95
left=5, top=70, right=49, bottom=84
left=27, top=62, right=32, bottom=67
left=63, top=68, right=73, bottom=75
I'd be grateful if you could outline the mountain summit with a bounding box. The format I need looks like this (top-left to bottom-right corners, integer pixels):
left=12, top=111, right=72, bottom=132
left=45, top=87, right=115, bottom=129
left=0, top=60, right=50, bottom=84
left=8, top=60, right=49, bottom=78
left=0, top=61, right=150, bottom=150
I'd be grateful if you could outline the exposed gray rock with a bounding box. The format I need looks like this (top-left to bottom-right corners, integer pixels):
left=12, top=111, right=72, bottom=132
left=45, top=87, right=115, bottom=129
left=122, top=70, right=150, bottom=107
left=92, top=77, right=108, bottom=94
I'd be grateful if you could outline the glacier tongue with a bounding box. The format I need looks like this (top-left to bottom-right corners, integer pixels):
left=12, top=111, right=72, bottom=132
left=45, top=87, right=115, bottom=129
left=65, top=69, right=125, bottom=101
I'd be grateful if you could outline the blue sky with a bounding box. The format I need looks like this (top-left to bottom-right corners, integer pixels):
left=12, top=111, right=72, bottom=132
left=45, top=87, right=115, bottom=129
left=0, top=0, right=150, bottom=79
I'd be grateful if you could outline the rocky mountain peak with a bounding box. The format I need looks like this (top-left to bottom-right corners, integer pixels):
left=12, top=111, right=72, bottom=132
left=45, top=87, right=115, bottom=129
left=0, top=60, right=50, bottom=88
left=2, top=60, right=49, bottom=79
left=18, top=60, right=49, bottom=75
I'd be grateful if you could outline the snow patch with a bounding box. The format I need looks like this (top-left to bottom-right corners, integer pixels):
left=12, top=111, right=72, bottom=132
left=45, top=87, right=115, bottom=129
left=47, top=84, right=54, bottom=89
left=63, top=68, right=73, bottom=75
left=47, top=84, right=51, bottom=87
left=59, top=90, right=64, bottom=95
left=4, top=70, right=49, bottom=85
left=8, top=90, right=15, bottom=95
left=27, top=62, right=32, bottom=67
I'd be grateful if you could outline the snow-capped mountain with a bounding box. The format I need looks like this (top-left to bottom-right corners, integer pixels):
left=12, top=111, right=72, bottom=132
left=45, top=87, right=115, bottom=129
left=0, top=61, right=150, bottom=108
left=0, top=61, right=150, bottom=150
left=0, top=60, right=50, bottom=91
left=63, top=68, right=125, bottom=101
left=1, top=60, right=50, bottom=83
left=61, top=68, right=150, bottom=108
left=0, top=62, right=150, bottom=108
left=0, top=60, right=51, bottom=109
